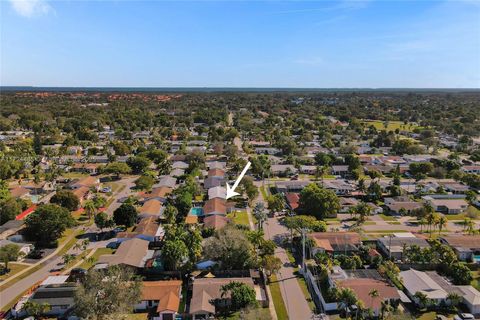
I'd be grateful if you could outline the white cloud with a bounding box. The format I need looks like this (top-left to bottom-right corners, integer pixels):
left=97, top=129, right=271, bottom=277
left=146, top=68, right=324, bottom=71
left=9, top=0, right=53, bottom=18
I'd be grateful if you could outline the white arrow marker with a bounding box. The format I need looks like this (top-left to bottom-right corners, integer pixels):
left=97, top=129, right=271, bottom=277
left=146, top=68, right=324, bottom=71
left=226, top=161, right=251, bottom=199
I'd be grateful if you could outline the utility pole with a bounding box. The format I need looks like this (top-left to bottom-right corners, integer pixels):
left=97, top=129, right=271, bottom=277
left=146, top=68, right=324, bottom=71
left=302, top=228, right=307, bottom=273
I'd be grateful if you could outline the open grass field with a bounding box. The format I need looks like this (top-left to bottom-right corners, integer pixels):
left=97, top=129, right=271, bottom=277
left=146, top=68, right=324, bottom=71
left=362, top=120, right=420, bottom=132
left=0, top=263, right=30, bottom=281
left=268, top=274, right=288, bottom=320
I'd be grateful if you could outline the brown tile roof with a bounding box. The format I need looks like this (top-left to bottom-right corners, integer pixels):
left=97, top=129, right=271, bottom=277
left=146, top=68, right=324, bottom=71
left=139, top=199, right=162, bottom=215
left=309, top=232, right=362, bottom=251
left=134, top=216, right=160, bottom=236
left=73, top=186, right=90, bottom=199
left=203, top=215, right=230, bottom=230
left=285, top=193, right=299, bottom=209
left=149, top=187, right=172, bottom=199
left=208, top=169, right=225, bottom=177
left=9, top=186, right=30, bottom=198
left=76, top=176, right=99, bottom=187
left=337, top=278, right=400, bottom=311
left=190, top=278, right=255, bottom=314
left=141, top=280, right=182, bottom=313
left=203, top=198, right=226, bottom=215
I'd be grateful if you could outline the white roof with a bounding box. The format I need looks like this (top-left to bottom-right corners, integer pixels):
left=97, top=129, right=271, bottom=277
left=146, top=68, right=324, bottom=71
left=400, top=269, right=447, bottom=300
left=41, top=275, right=69, bottom=285
left=457, top=286, right=480, bottom=305
left=392, top=232, right=416, bottom=238
left=208, top=186, right=226, bottom=199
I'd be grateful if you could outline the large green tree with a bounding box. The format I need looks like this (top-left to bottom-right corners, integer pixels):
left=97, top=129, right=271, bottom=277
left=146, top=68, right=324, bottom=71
left=50, top=190, right=80, bottom=211
left=298, top=183, right=340, bottom=219
left=113, top=203, right=138, bottom=228
left=25, top=204, right=75, bottom=247
left=74, top=266, right=142, bottom=319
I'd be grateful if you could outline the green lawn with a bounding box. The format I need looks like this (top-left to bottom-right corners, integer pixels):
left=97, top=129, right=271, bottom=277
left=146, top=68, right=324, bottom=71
left=225, top=307, right=272, bottom=320
left=78, top=247, right=115, bottom=270
left=63, top=172, right=89, bottom=179
left=268, top=275, right=288, bottom=320
left=259, top=186, right=268, bottom=199
left=472, top=270, right=480, bottom=291
left=0, top=263, right=30, bottom=281
left=379, top=214, right=396, bottom=221
left=227, top=211, right=250, bottom=226
left=296, top=273, right=316, bottom=312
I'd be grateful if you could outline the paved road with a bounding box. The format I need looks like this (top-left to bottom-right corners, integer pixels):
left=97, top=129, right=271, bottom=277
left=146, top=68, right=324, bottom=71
left=254, top=180, right=313, bottom=320
left=105, top=176, right=138, bottom=216
left=264, top=216, right=313, bottom=320
left=0, top=176, right=137, bottom=310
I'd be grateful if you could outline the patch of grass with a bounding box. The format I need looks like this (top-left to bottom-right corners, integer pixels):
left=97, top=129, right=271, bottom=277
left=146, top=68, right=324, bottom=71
left=122, top=313, right=148, bottom=320
left=0, top=262, right=44, bottom=292
left=269, top=274, right=288, bottom=320
left=0, top=263, right=30, bottom=281
left=362, top=120, right=419, bottom=132
left=259, top=186, right=267, bottom=199
left=227, top=210, right=250, bottom=226
left=379, top=214, right=397, bottom=221
left=472, top=270, right=480, bottom=291
left=78, top=248, right=114, bottom=270
left=388, top=221, right=402, bottom=225
left=64, top=249, right=93, bottom=270
left=225, top=307, right=272, bottom=320
left=296, top=273, right=316, bottom=312
left=63, top=172, right=89, bottom=179
left=444, top=213, right=467, bottom=221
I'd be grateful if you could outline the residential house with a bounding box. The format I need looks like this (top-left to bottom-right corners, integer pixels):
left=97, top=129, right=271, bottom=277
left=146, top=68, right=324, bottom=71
left=172, top=161, right=189, bottom=170
left=384, top=201, right=423, bottom=215
left=254, top=147, right=280, bottom=155
left=377, top=233, right=430, bottom=261
left=97, top=238, right=151, bottom=270
left=425, top=197, right=468, bottom=214
left=300, top=165, right=317, bottom=175
left=331, top=165, right=349, bottom=177
left=440, top=235, right=480, bottom=261
left=135, top=280, right=182, bottom=320
left=0, top=239, right=33, bottom=256
left=203, top=215, right=230, bottom=230
left=157, top=176, right=177, bottom=189
left=400, top=269, right=447, bottom=306
left=25, top=283, right=77, bottom=317
left=285, top=193, right=300, bottom=211
left=309, top=232, right=362, bottom=256
left=117, top=216, right=163, bottom=243
left=270, top=164, right=297, bottom=176
left=462, top=166, right=480, bottom=174
left=337, top=278, right=400, bottom=317
left=204, top=177, right=224, bottom=189
left=208, top=186, right=226, bottom=200
left=203, top=198, right=227, bottom=216
left=189, top=277, right=264, bottom=320
left=275, top=181, right=310, bottom=193
left=323, top=180, right=355, bottom=196
left=144, top=187, right=173, bottom=203
left=139, top=199, right=164, bottom=219
left=71, top=163, right=101, bottom=175
left=208, top=169, right=225, bottom=178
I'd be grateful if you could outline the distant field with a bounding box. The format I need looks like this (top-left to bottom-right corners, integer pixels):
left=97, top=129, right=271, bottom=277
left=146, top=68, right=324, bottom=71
left=363, top=120, right=420, bottom=132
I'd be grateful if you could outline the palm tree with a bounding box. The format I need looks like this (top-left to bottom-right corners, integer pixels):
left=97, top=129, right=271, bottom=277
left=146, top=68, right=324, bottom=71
left=337, top=288, right=358, bottom=317
left=437, top=216, right=447, bottom=234
left=253, top=202, right=267, bottom=230
left=83, top=200, right=96, bottom=220
left=414, top=291, right=429, bottom=309
left=22, top=301, right=51, bottom=319
left=466, top=219, right=475, bottom=235
left=368, top=289, right=379, bottom=312
left=418, top=218, right=426, bottom=233
left=447, top=292, right=462, bottom=311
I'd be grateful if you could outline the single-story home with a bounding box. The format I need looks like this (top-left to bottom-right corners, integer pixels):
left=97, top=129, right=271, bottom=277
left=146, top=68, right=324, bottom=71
left=135, top=280, right=182, bottom=320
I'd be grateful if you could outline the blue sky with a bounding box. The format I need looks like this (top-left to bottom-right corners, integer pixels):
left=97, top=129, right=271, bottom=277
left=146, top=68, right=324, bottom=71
left=1, top=0, right=479, bottom=88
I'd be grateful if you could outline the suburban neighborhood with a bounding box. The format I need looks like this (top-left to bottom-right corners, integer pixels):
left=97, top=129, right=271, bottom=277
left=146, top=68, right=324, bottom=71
left=0, top=90, right=479, bottom=320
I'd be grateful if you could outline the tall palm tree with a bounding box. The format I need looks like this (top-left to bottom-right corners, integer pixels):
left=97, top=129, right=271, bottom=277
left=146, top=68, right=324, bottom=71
left=447, top=292, right=462, bottom=311
left=437, top=216, right=447, bottom=234
left=414, top=291, right=429, bottom=309
left=83, top=200, right=96, bottom=221
left=418, top=218, right=426, bottom=233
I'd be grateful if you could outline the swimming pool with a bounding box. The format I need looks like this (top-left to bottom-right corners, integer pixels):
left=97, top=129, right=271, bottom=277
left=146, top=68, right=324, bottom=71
left=474, top=254, right=480, bottom=263
left=189, top=207, right=204, bottom=217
